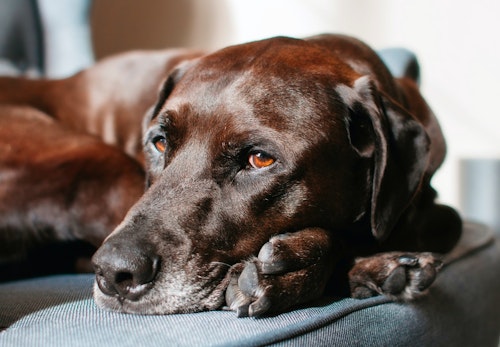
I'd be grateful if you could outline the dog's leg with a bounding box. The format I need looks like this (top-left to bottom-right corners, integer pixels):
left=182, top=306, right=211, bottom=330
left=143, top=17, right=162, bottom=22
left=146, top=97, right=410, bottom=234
left=348, top=251, right=443, bottom=301
left=225, top=228, right=338, bottom=317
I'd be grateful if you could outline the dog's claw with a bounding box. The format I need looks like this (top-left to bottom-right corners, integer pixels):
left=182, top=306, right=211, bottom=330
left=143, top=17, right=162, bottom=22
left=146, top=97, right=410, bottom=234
left=398, top=255, right=419, bottom=266
left=225, top=263, right=272, bottom=318
left=249, top=291, right=271, bottom=317
left=225, top=277, right=240, bottom=305
left=226, top=270, right=254, bottom=315
left=259, top=261, right=287, bottom=274
left=235, top=263, right=273, bottom=317
left=236, top=304, right=250, bottom=318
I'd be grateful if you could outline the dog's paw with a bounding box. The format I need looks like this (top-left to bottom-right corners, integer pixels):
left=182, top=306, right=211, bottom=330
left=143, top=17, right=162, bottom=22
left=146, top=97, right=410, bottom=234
left=348, top=252, right=443, bottom=301
left=225, top=228, right=334, bottom=317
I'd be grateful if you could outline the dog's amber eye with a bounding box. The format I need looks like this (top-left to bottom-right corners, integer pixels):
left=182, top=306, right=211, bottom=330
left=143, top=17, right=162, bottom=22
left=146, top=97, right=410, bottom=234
left=248, top=152, right=275, bottom=169
left=153, top=137, right=167, bottom=153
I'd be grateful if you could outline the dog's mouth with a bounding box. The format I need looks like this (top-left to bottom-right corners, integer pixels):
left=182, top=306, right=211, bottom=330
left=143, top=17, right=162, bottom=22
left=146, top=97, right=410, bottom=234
left=93, top=258, right=235, bottom=315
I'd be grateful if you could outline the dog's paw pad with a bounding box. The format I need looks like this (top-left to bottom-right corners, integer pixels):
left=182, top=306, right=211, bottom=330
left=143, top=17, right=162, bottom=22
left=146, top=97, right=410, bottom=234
left=381, top=266, right=407, bottom=294
left=413, top=262, right=441, bottom=291
left=350, top=252, right=443, bottom=301
left=257, top=242, right=287, bottom=274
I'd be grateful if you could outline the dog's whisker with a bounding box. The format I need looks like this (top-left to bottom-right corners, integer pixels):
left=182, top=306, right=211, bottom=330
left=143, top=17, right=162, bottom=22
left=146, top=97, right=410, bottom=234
left=209, top=261, right=232, bottom=269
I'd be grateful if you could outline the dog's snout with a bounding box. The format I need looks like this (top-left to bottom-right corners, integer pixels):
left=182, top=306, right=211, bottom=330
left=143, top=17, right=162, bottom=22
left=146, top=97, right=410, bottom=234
left=92, top=241, right=160, bottom=301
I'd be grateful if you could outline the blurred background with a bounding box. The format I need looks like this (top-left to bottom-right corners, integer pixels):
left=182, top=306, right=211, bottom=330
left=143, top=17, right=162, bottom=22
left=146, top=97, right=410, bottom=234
left=1, top=0, right=499, bottom=230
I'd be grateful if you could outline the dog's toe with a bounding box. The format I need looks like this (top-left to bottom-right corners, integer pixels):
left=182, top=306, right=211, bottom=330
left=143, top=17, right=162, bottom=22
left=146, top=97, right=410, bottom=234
left=235, top=261, right=274, bottom=317
left=225, top=266, right=254, bottom=316
left=238, top=261, right=260, bottom=294
left=225, top=259, right=271, bottom=317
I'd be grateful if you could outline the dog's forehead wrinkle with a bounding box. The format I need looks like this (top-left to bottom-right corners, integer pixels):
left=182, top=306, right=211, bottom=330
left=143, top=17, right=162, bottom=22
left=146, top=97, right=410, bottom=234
left=168, top=70, right=252, bottom=116
left=163, top=137, right=212, bottom=181
left=156, top=110, right=173, bottom=128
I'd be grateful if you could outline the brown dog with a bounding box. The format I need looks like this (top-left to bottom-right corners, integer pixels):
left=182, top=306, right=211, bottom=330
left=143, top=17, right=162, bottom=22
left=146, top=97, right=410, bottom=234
left=0, top=49, right=203, bottom=278
left=90, top=34, right=462, bottom=317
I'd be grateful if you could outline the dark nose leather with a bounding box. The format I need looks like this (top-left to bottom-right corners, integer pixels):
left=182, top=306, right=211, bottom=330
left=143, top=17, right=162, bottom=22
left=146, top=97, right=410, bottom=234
left=92, top=240, right=160, bottom=301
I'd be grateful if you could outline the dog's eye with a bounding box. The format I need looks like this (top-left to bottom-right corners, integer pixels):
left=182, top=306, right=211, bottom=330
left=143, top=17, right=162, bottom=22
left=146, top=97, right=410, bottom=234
left=152, top=136, right=167, bottom=153
left=248, top=152, right=275, bottom=169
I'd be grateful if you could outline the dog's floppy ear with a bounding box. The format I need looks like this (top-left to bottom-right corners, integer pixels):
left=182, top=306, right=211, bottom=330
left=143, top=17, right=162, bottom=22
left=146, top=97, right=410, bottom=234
left=142, top=74, right=178, bottom=133
left=150, top=59, right=197, bottom=119
left=344, top=76, right=430, bottom=240
left=142, top=58, right=199, bottom=134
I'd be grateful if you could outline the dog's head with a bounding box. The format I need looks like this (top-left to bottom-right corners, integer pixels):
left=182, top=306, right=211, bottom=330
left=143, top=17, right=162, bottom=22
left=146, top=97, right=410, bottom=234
left=92, top=36, right=430, bottom=314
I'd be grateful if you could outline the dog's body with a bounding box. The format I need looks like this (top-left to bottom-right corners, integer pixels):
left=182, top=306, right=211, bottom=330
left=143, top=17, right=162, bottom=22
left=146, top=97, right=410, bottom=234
left=0, top=34, right=461, bottom=316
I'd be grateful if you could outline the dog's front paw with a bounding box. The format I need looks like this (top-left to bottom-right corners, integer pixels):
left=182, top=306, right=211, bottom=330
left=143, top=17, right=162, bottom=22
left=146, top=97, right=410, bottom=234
left=348, top=252, right=443, bottom=301
left=225, top=228, right=334, bottom=317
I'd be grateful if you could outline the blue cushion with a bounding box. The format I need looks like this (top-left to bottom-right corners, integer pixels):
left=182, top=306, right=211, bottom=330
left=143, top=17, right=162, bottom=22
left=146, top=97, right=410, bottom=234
left=1, top=222, right=499, bottom=346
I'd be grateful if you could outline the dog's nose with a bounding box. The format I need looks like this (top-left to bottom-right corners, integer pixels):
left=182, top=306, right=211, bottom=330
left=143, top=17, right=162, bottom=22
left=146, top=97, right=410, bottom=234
left=92, top=241, right=160, bottom=301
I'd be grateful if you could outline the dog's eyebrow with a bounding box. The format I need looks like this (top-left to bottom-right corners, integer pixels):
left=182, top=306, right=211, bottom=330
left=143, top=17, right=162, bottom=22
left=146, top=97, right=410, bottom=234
left=149, top=106, right=169, bottom=123
left=155, top=110, right=174, bottom=127
left=222, top=132, right=283, bottom=158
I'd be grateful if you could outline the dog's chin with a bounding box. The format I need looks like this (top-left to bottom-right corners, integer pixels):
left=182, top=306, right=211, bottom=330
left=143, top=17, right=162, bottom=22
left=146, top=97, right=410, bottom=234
left=93, top=265, right=232, bottom=315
